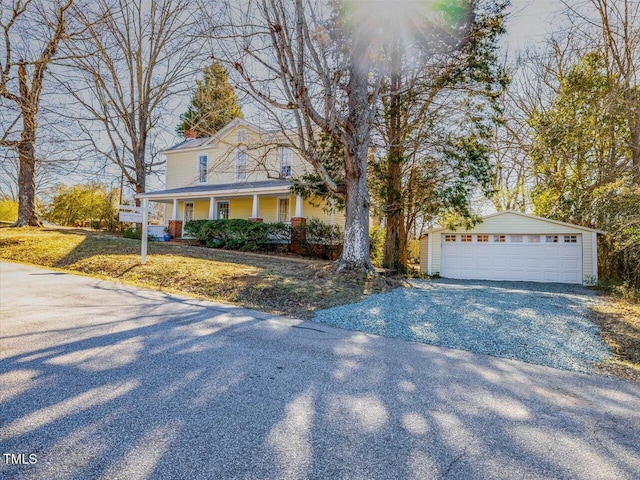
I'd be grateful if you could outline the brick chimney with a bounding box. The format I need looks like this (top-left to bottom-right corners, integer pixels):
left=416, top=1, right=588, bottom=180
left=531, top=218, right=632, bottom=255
left=185, top=129, right=198, bottom=140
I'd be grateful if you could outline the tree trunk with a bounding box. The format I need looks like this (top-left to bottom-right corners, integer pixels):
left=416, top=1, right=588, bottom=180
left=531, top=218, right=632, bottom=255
left=336, top=50, right=374, bottom=272
left=14, top=115, right=41, bottom=227
left=383, top=39, right=407, bottom=271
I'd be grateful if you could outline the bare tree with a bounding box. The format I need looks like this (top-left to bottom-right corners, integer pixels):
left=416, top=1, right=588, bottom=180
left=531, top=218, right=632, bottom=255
left=210, top=0, right=387, bottom=272
left=0, top=0, right=73, bottom=226
left=589, top=0, right=640, bottom=182
left=58, top=0, right=205, bottom=203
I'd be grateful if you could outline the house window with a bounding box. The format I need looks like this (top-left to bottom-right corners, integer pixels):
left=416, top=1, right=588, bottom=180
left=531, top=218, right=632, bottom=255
left=461, top=235, right=472, bottom=242
left=198, top=154, right=208, bottom=183
left=235, top=149, right=247, bottom=181
left=564, top=235, right=577, bottom=243
left=527, top=235, right=540, bottom=243
left=546, top=235, right=559, bottom=243
left=278, top=198, right=290, bottom=222
left=477, top=235, right=489, bottom=243
left=237, top=129, right=247, bottom=143
left=279, top=147, right=292, bottom=178
left=217, top=201, right=229, bottom=220
left=444, top=235, right=456, bottom=242
left=184, top=202, right=194, bottom=223
left=493, top=235, right=506, bottom=243
left=511, top=235, right=523, bottom=243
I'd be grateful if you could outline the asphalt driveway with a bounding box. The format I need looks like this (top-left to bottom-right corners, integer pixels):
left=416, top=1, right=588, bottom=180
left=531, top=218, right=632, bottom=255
left=1, top=262, right=640, bottom=479
left=314, top=279, right=611, bottom=373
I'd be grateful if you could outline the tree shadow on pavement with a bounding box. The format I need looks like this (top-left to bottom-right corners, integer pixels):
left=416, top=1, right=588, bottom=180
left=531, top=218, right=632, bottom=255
left=1, top=272, right=640, bottom=479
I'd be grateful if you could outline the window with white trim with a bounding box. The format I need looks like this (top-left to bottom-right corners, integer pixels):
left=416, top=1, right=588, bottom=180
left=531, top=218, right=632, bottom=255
left=493, top=235, right=506, bottom=243
left=278, top=198, right=290, bottom=222
left=237, top=128, right=246, bottom=143
left=217, top=201, right=229, bottom=219
left=184, top=202, right=194, bottom=223
left=564, top=235, right=577, bottom=243
left=511, top=235, right=523, bottom=243
left=546, top=235, right=559, bottom=243
left=235, top=149, right=247, bottom=181
left=279, top=147, right=292, bottom=178
left=198, top=154, right=208, bottom=183
left=477, top=235, right=489, bottom=243
left=527, top=235, right=540, bottom=243
left=461, top=235, right=472, bottom=242
left=445, top=235, right=456, bottom=242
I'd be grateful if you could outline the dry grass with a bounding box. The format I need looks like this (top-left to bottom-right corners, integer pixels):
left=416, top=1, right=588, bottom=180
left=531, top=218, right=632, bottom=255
left=591, top=295, right=640, bottom=382
left=0, top=226, right=397, bottom=319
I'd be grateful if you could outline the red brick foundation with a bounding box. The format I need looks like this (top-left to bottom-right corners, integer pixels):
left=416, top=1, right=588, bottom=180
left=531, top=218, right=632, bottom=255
left=290, top=217, right=306, bottom=254
left=248, top=218, right=263, bottom=222
left=167, top=220, right=183, bottom=239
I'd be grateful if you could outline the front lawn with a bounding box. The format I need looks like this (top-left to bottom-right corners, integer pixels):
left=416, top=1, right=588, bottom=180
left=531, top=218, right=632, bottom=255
left=0, top=226, right=395, bottom=318
left=591, top=297, right=640, bottom=382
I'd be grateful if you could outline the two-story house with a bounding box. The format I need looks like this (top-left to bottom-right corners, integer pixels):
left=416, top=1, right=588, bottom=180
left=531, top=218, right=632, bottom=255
left=137, top=118, right=345, bottom=237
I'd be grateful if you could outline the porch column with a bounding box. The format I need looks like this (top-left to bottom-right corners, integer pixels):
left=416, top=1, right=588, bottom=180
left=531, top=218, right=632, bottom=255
left=249, top=194, right=262, bottom=222
left=172, top=199, right=179, bottom=220
left=294, top=194, right=304, bottom=218
left=208, top=197, right=216, bottom=220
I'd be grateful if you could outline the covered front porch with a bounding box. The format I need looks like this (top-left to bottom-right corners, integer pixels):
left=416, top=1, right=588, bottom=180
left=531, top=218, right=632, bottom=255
left=137, top=180, right=337, bottom=238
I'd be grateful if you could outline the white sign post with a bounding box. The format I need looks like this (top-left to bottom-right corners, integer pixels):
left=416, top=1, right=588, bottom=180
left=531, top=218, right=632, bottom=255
left=119, top=203, right=151, bottom=264
left=140, top=199, right=149, bottom=265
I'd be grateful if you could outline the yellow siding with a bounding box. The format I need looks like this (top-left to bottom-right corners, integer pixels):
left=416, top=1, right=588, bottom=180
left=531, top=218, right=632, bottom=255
left=422, top=213, right=596, bottom=283
left=260, top=197, right=278, bottom=223
left=164, top=123, right=314, bottom=189
left=229, top=197, right=253, bottom=219
left=193, top=200, right=209, bottom=220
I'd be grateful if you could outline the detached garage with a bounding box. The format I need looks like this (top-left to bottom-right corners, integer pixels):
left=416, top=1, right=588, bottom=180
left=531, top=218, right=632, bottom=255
left=419, top=211, right=603, bottom=285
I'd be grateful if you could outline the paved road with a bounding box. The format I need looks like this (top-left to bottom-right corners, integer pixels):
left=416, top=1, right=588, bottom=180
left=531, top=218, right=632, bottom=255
left=1, top=262, right=639, bottom=480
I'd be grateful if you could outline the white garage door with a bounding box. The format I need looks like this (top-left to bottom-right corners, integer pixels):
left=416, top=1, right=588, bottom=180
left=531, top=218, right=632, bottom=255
left=440, top=233, right=582, bottom=284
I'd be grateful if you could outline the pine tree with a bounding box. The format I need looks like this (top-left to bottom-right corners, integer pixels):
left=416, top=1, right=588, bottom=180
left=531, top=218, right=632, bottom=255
left=177, top=62, right=243, bottom=138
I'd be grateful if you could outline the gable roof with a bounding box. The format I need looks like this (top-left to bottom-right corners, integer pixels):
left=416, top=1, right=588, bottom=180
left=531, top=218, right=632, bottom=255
left=160, top=118, right=271, bottom=154
left=422, top=210, right=605, bottom=237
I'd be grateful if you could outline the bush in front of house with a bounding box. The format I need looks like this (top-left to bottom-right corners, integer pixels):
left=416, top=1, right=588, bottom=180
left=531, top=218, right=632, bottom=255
left=186, top=219, right=291, bottom=251
left=183, top=219, right=210, bottom=239
left=123, top=227, right=142, bottom=240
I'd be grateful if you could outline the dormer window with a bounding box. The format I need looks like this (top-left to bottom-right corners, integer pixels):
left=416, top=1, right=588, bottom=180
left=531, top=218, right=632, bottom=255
left=235, top=149, right=247, bottom=181
left=237, top=128, right=247, bottom=143
left=279, top=147, right=292, bottom=178
left=198, top=154, right=208, bottom=183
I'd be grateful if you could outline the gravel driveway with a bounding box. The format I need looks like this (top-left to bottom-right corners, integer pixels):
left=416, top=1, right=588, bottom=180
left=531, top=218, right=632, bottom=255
left=314, top=279, right=612, bottom=373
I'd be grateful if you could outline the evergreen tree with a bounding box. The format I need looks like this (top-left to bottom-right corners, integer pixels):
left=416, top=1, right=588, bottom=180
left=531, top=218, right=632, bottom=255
left=177, top=62, right=243, bottom=138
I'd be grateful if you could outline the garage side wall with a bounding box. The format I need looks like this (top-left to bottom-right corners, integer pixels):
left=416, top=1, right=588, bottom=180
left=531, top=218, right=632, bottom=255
left=419, top=236, right=428, bottom=273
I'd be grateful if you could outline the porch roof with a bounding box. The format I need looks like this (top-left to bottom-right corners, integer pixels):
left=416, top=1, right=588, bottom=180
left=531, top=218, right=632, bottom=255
left=136, top=180, right=293, bottom=201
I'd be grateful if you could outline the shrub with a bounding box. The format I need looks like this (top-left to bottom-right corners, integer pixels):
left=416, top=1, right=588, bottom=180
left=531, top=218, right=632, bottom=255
left=183, top=219, right=210, bottom=239
left=0, top=197, right=18, bottom=222
left=191, top=219, right=291, bottom=251
left=369, top=226, right=385, bottom=267
left=300, top=217, right=342, bottom=245
left=123, top=227, right=142, bottom=240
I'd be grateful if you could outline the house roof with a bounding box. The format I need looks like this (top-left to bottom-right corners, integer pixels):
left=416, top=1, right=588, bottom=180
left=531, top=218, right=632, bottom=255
left=161, top=118, right=272, bottom=154
left=421, top=210, right=605, bottom=237
left=136, top=179, right=293, bottom=200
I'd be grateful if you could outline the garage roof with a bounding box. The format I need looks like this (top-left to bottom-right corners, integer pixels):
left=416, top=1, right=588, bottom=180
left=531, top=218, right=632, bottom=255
left=422, top=211, right=605, bottom=237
